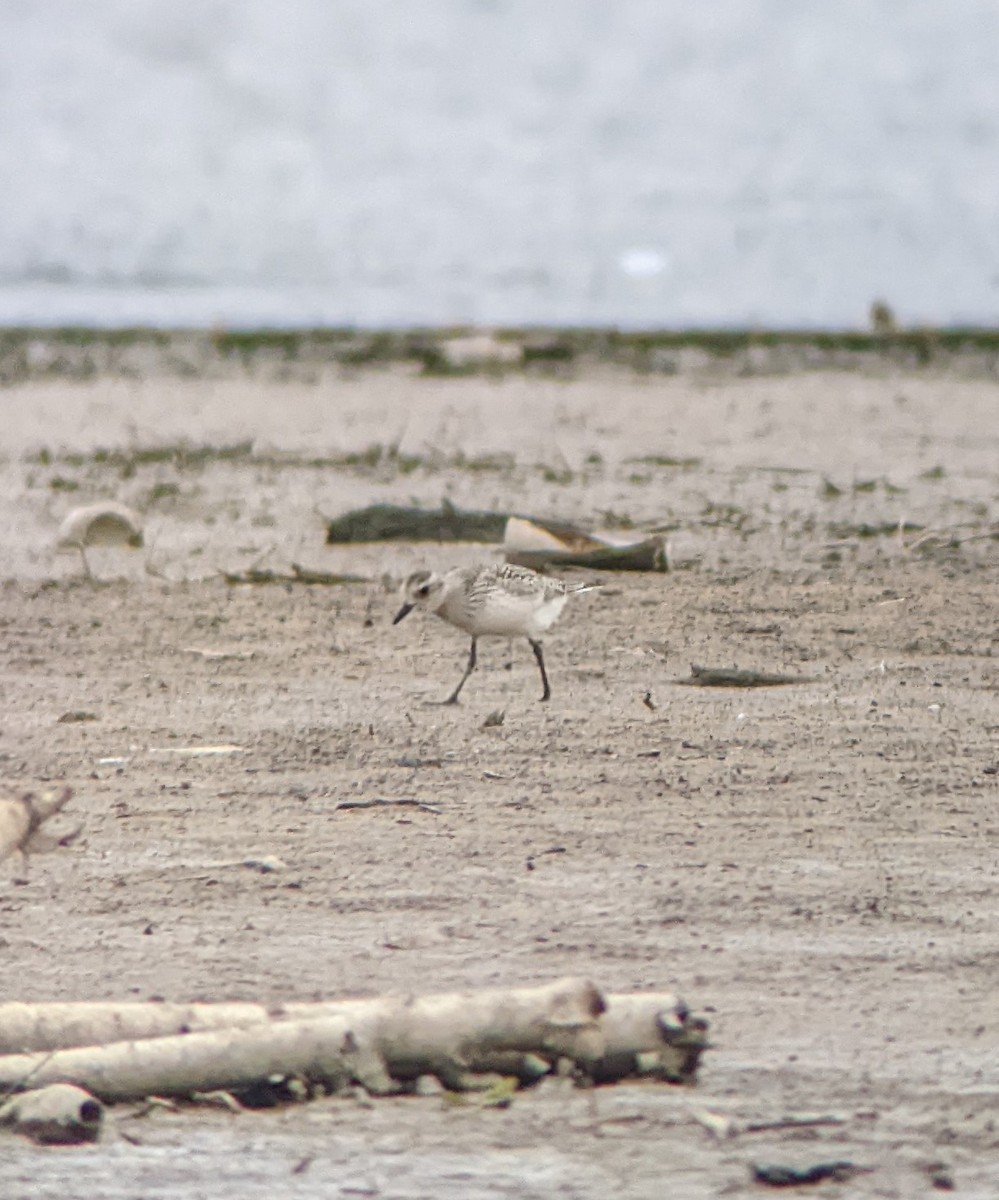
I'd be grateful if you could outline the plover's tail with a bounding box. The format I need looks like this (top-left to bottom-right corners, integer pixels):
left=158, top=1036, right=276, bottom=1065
left=568, top=582, right=603, bottom=595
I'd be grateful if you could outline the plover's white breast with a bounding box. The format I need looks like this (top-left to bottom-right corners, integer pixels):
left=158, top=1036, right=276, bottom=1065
left=472, top=585, right=566, bottom=638
left=437, top=564, right=568, bottom=638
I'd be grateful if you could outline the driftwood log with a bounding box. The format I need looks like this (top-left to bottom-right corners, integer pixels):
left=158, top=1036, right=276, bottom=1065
left=503, top=517, right=669, bottom=573
left=0, top=981, right=707, bottom=1102
left=504, top=539, right=667, bottom=573
left=325, top=501, right=509, bottom=544
left=323, top=502, right=668, bottom=573
left=0, top=1016, right=379, bottom=1103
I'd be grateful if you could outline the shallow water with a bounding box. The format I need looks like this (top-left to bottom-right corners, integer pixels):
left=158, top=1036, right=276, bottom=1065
left=2, top=0, right=998, bottom=328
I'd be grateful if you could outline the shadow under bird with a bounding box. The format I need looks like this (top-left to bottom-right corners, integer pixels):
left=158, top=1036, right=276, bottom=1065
left=392, top=562, right=599, bottom=704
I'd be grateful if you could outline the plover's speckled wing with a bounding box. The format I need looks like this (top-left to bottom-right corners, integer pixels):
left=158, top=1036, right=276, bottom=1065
left=474, top=562, right=563, bottom=600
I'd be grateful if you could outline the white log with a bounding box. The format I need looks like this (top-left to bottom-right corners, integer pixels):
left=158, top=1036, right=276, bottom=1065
left=0, top=977, right=603, bottom=1054
left=0, top=979, right=607, bottom=1101
left=0, top=1000, right=274, bottom=1053
left=0, top=980, right=708, bottom=1101
left=0, top=1015, right=377, bottom=1103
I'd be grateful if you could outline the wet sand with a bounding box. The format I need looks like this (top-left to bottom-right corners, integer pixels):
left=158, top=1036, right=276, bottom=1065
left=2, top=363, right=997, bottom=1197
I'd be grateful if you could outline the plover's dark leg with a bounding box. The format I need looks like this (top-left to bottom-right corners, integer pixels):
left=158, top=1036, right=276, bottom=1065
left=443, top=637, right=478, bottom=705
left=529, top=639, right=551, bottom=702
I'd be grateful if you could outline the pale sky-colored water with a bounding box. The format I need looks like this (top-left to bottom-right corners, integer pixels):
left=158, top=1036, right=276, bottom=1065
left=2, top=0, right=998, bottom=328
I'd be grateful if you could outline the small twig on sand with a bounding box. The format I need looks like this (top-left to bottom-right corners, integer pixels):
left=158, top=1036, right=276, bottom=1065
left=676, top=665, right=817, bottom=688
left=691, top=1109, right=848, bottom=1139
left=221, top=565, right=367, bottom=586
left=332, top=797, right=442, bottom=815
left=744, top=1114, right=848, bottom=1133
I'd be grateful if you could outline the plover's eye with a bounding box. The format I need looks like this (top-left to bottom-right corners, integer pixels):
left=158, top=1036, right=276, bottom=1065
left=416, top=585, right=430, bottom=598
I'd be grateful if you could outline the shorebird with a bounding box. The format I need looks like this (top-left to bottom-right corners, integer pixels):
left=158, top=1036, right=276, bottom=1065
left=392, top=562, right=598, bottom=704
left=56, top=502, right=144, bottom=578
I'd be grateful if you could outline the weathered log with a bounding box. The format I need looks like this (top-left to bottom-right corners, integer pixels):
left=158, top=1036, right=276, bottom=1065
left=0, top=981, right=708, bottom=1099
left=0, top=1016, right=374, bottom=1103
left=0, top=979, right=607, bottom=1101
left=0, top=979, right=599, bottom=1057
left=0, top=1000, right=275, bottom=1054
left=504, top=517, right=669, bottom=573
left=325, top=502, right=509, bottom=544
left=0, top=1083, right=103, bottom=1144
left=505, top=539, right=667, bottom=573
left=324, top=501, right=608, bottom=547
left=0, top=786, right=74, bottom=867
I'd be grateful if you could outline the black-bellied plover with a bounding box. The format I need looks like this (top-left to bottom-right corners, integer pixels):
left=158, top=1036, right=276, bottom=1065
left=392, top=562, right=598, bottom=704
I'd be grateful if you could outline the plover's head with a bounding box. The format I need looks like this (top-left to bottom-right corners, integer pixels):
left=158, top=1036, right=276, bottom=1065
left=392, top=570, right=446, bottom=624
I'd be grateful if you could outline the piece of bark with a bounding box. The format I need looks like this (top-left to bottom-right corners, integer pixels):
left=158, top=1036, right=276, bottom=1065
left=0, top=786, right=74, bottom=866
left=503, top=516, right=606, bottom=555
left=504, top=516, right=669, bottom=573
left=677, top=665, right=818, bottom=688
left=0, top=1083, right=103, bottom=1144
left=751, top=1160, right=871, bottom=1187
left=505, top=539, right=667, bottom=573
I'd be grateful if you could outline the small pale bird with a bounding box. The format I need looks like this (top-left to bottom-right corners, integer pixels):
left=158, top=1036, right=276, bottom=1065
left=392, top=562, right=599, bottom=704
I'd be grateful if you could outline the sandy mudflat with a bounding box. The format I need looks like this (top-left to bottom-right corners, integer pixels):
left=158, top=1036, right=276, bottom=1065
left=1, top=363, right=997, bottom=1198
